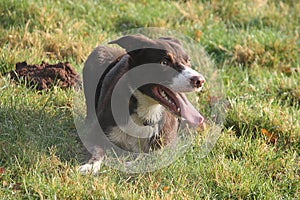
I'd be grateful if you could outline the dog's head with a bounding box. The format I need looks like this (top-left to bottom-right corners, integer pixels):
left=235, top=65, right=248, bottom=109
left=109, top=34, right=205, bottom=127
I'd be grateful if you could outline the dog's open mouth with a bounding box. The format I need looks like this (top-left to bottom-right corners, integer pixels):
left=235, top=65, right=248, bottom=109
left=152, top=85, right=204, bottom=127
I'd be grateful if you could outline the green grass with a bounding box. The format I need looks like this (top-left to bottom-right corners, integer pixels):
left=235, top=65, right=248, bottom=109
left=0, top=0, right=299, bottom=199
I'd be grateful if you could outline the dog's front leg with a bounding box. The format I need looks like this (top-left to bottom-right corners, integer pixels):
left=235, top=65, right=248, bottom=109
left=78, top=146, right=105, bottom=175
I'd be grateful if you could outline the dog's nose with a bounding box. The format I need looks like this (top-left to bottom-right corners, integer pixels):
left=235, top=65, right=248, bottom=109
left=190, top=76, right=205, bottom=88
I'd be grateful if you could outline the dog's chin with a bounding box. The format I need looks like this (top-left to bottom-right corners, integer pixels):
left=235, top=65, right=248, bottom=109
left=150, top=85, right=204, bottom=127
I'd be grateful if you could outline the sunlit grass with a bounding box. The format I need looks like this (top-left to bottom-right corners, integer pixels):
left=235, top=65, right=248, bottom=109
left=0, top=0, right=299, bottom=199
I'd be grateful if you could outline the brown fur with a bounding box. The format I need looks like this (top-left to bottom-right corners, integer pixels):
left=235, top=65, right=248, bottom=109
left=79, top=34, right=202, bottom=174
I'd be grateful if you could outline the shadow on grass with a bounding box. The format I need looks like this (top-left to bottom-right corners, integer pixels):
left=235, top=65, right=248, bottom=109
left=0, top=105, right=88, bottom=167
left=224, top=112, right=299, bottom=150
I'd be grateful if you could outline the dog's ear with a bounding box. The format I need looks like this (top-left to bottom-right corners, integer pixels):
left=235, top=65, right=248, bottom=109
left=159, top=37, right=182, bottom=46
left=109, top=34, right=155, bottom=52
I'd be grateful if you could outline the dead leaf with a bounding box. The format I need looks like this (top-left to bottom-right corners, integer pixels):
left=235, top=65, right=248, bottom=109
left=162, top=186, right=169, bottom=191
left=261, top=128, right=278, bottom=144
left=194, top=30, right=202, bottom=42
left=0, top=167, right=5, bottom=174
left=280, top=67, right=300, bottom=75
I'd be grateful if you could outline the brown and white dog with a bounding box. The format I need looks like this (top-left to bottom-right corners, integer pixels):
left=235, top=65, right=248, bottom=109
left=79, top=34, right=205, bottom=174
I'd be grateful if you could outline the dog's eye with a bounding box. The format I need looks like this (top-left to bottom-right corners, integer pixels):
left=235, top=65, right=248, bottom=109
left=160, top=60, right=168, bottom=66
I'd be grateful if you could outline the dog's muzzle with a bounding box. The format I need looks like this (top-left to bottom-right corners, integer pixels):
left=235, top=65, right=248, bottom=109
left=190, top=75, right=205, bottom=89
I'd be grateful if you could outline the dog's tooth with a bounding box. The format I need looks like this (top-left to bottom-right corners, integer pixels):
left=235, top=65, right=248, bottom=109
left=177, top=107, right=181, bottom=112
left=161, top=91, right=167, bottom=97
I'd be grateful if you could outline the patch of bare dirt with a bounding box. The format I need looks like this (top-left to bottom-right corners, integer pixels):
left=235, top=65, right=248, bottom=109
left=9, top=61, right=82, bottom=90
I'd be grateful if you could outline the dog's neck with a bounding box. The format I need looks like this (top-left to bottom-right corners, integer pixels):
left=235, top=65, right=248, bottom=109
left=133, top=90, right=164, bottom=126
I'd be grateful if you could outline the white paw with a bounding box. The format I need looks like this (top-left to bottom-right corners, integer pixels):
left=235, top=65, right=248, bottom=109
left=78, top=163, right=93, bottom=175
left=78, top=160, right=102, bottom=175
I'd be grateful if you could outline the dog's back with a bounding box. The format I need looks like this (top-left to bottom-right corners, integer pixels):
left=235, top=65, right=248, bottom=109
left=83, top=46, right=125, bottom=122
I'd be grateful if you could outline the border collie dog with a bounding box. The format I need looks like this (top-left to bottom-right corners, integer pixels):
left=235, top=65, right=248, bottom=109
left=79, top=34, right=205, bottom=174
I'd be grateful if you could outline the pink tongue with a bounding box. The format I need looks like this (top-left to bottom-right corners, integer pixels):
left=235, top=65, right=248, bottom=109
left=176, top=93, right=204, bottom=128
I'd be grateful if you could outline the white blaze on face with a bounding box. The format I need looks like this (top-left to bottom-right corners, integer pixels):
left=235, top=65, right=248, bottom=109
left=169, top=67, right=205, bottom=93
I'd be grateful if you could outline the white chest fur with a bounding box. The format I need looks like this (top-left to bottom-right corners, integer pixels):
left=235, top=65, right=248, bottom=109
left=108, top=90, right=164, bottom=152
left=134, top=90, right=163, bottom=123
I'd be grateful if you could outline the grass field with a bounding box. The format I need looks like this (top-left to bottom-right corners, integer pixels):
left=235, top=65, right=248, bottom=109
left=0, top=0, right=299, bottom=199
